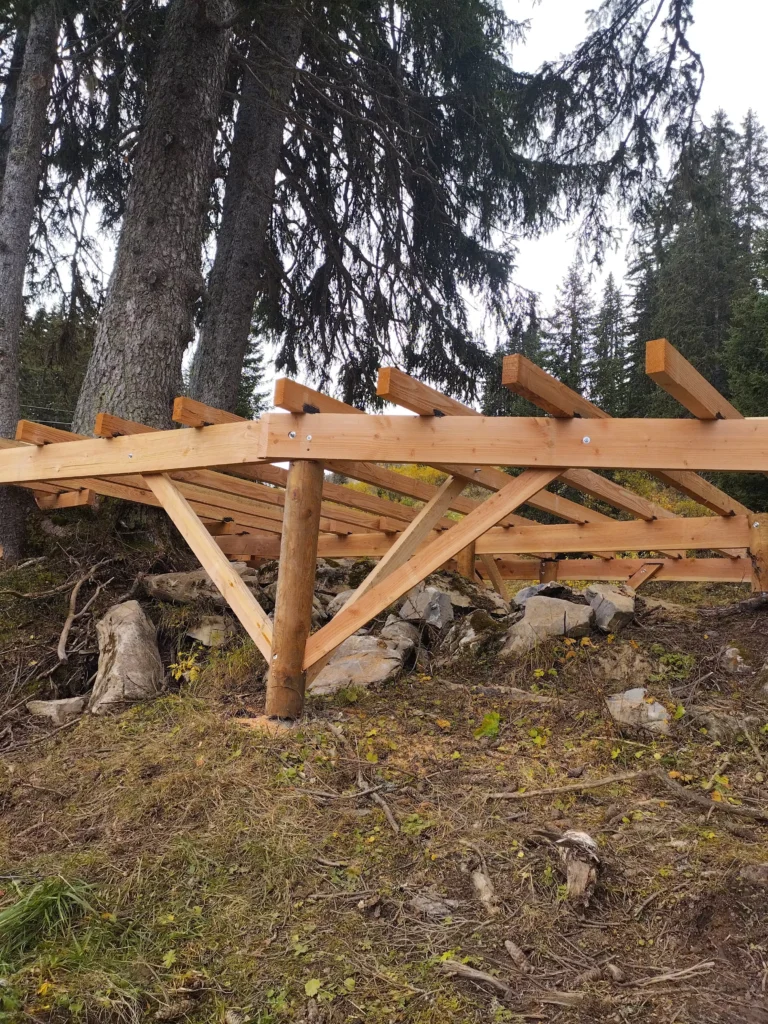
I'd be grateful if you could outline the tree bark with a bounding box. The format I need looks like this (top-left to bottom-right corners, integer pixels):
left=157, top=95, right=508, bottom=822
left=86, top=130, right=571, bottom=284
left=72, top=0, right=234, bottom=433
left=0, top=2, right=57, bottom=563
left=188, top=6, right=303, bottom=412
left=0, top=19, right=29, bottom=189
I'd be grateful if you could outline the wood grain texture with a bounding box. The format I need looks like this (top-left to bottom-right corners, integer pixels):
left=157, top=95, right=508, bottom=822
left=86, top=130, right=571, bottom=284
left=266, top=460, right=324, bottom=718
left=749, top=515, right=768, bottom=593
left=625, top=562, right=663, bottom=590
left=145, top=473, right=273, bottom=660
left=646, top=338, right=742, bottom=420
left=303, top=469, right=562, bottom=668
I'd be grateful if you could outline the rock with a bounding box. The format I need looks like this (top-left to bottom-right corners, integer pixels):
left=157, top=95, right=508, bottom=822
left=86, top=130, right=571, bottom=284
left=606, top=686, right=670, bottom=736
left=427, top=575, right=511, bottom=617
left=435, top=609, right=505, bottom=666
left=145, top=563, right=264, bottom=607
left=379, top=617, right=420, bottom=649
left=399, top=585, right=454, bottom=629
left=584, top=583, right=636, bottom=633
left=593, top=642, right=655, bottom=688
left=326, top=589, right=355, bottom=617
left=740, top=863, right=768, bottom=886
left=688, top=705, right=761, bottom=743
left=500, top=596, right=593, bottom=656
left=187, top=615, right=229, bottom=647
left=26, top=695, right=88, bottom=725
left=88, top=601, right=164, bottom=716
left=720, top=645, right=748, bottom=675
left=512, top=581, right=578, bottom=608
left=309, top=629, right=417, bottom=696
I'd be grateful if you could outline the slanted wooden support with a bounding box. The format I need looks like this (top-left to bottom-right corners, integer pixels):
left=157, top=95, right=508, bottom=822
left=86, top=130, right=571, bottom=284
left=645, top=338, right=742, bottom=420
left=456, top=542, right=476, bottom=580
left=625, top=562, right=663, bottom=590
left=479, top=554, right=506, bottom=597
left=265, top=460, right=325, bottom=719
left=303, top=468, right=563, bottom=670
left=748, top=515, right=768, bottom=593
left=144, top=473, right=273, bottom=660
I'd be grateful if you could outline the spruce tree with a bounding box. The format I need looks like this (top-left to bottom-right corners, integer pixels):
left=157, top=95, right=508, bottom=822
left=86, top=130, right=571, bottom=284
left=482, top=295, right=543, bottom=416
left=589, top=273, right=627, bottom=414
left=543, top=262, right=593, bottom=395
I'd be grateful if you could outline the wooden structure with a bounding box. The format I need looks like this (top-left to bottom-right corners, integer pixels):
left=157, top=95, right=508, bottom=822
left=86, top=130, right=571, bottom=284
left=2, top=339, right=766, bottom=719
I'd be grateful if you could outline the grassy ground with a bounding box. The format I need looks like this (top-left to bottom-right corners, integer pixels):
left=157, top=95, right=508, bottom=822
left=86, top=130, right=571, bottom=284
left=2, top=576, right=768, bottom=1023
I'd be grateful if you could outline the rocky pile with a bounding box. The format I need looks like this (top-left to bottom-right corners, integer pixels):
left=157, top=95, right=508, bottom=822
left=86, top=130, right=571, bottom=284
left=25, top=559, right=643, bottom=718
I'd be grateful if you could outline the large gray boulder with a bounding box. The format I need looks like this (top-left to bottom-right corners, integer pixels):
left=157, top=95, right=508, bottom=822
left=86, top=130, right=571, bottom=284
left=584, top=583, right=636, bottom=633
left=309, top=620, right=418, bottom=696
left=326, top=589, right=356, bottom=617
left=426, top=576, right=511, bottom=618
left=400, top=584, right=454, bottom=629
left=501, top=596, right=594, bottom=656
left=606, top=686, right=669, bottom=736
left=88, top=601, right=164, bottom=715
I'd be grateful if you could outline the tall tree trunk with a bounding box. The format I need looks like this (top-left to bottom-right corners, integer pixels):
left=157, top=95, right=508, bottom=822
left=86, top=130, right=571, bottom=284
left=0, top=19, right=29, bottom=189
left=188, top=6, right=303, bottom=412
left=72, top=0, right=234, bottom=433
left=0, top=2, right=57, bottom=563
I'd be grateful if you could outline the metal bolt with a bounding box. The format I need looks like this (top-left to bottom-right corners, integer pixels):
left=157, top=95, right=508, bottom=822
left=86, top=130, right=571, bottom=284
left=474, top=468, right=481, bottom=473
left=754, top=521, right=761, bottom=528
left=128, top=453, right=133, bottom=459
left=306, top=434, right=313, bottom=441
left=582, top=436, right=591, bottom=444
left=288, top=431, right=296, bottom=439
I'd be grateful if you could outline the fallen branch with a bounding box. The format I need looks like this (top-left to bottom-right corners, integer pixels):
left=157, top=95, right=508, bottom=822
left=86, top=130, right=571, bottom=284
left=486, top=770, right=650, bottom=801
left=436, top=959, right=511, bottom=997
left=700, top=593, right=768, bottom=616
left=652, top=771, right=768, bottom=823
left=57, top=575, right=112, bottom=664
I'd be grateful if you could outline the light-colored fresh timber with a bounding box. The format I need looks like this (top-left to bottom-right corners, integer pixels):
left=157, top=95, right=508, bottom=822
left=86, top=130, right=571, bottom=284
left=479, top=554, right=507, bottom=597
left=145, top=473, right=273, bottom=660
left=265, top=461, right=325, bottom=719
left=456, top=541, right=477, bottom=580
left=276, top=376, right=608, bottom=536
left=94, top=413, right=156, bottom=437
left=646, top=338, right=742, bottom=420
left=350, top=476, right=466, bottom=603
left=539, top=559, right=558, bottom=583
left=0, top=419, right=269, bottom=483
left=258, top=412, right=768, bottom=473
left=215, top=514, right=752, bottom=560
left=501, top=355, right=608, bottom=419
left=172, top=396, right=246, bottom=428
left=625, top=562, right=663, bottom=590
left=492, top=557, right=752, bottom=584
left=502, top=353, right=751, bottom=519
left=749, top=515, right=768, bottom=593
left=303, top=469, right=563, bottom=668
left=35, top=488, right=96, bottom=510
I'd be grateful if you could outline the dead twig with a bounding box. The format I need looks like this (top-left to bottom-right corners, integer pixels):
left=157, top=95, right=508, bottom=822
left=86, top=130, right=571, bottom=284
left=1, top=717, right=81, bottom=753
left=56, top=566, right=113, bottom=664
left=652, top=770, right=768, bottom=824
left=486, top=770, right=650, bottom=802
left=436, top=959, right=511, bottom=997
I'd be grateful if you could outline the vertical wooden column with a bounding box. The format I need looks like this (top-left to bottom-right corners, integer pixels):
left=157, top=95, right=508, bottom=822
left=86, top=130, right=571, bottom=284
left=265, top=460, right=325, bottom=719
left=456, top=541, right=476, bottom=580
left=749, top=514, right=768, bottom=593
left=539, top=559, right=558, bottom=583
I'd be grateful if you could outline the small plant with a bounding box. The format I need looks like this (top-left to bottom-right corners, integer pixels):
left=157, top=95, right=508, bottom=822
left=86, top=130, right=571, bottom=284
left=169, top=649, right=201, bottom=683
left=0, top=877, right=95, bottom=969
left=473, top=712, right=500, bottom=740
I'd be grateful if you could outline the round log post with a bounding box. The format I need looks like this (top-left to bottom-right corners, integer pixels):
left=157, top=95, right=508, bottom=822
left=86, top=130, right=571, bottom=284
left=749, top=514, right=768, bottom=593
left=265, top=459, right=324, bottom=719
left=455, top=541, right=476, bottom=580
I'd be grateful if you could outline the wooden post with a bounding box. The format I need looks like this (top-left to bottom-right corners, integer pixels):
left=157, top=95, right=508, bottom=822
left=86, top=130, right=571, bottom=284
left=456, top=541, right=476, bottom=580
left=539, top=559, right=558, bottom=583
left=265, top=460, right=324, bottom=719
left=749, top=515, right=768, bottom=593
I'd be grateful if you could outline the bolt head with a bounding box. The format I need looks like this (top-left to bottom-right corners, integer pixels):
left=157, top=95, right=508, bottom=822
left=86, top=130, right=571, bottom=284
left=754, top=521, right=761, bottom=528
left=288, top=431, right=296, bottom=439
left=306, top=434, right=313, bottom=441
left=582, top=436, right=591, bottom=444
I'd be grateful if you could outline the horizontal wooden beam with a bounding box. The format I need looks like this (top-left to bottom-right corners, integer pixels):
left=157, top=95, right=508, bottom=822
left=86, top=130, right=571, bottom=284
left=504, top=353, right=750, bottom=517
left=172, top=396, right=245, bottom=428
left=216, top=513, right=752, bottom=559
left=259, top=413, right=768, bottom=472
left=492, top=556, right=752, bottom=584
left=35, top=488, right=96, bottom=510
left=646, top=338, right=742, bottom=420
left=0, top=420, right=266, bottom=483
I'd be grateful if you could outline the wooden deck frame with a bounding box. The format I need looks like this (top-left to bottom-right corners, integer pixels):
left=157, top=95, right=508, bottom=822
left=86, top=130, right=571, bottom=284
left=3, top=338, right=767, bottom=719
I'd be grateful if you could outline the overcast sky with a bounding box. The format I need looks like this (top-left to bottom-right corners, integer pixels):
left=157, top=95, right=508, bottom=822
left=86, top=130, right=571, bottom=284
left=509, top=0, right=768, bottom=306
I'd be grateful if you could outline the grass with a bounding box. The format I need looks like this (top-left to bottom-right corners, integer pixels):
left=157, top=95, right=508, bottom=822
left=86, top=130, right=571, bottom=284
left=0, top=877, right=95, bottom=969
